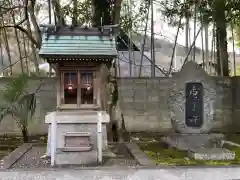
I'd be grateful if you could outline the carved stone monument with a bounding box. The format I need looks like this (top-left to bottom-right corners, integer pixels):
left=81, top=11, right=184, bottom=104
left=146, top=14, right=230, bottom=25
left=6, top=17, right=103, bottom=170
left=168, top=61, right=216, bottom=134
left=162, top=61, right=235, bottom=160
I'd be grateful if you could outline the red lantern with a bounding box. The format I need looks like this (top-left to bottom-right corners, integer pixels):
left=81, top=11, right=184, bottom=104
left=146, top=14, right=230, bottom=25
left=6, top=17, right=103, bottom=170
left=67, top=84, right=73, bottom=91
left=67, top=73, right=73, bottom=91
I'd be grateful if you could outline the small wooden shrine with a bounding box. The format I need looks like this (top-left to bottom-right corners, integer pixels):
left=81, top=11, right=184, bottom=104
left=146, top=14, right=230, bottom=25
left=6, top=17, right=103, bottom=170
left=38, top=25, right=117, bottom=165
left=39, top=25, right=118, bottom=111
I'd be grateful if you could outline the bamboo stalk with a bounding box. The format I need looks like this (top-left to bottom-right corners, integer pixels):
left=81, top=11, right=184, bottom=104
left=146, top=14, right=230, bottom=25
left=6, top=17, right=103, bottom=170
left=231, top=22, right=236, bottom=76
left=12, top=18, right=24, bottom=73
left=1, top=15, right=12, bottom=75
left=150, top=0, right=155, bottom=77
left=0, top=29, right=4, bottom=75
left=139, top=2, right=150, bottom=77
left=22, top=32, right=29, bottom=73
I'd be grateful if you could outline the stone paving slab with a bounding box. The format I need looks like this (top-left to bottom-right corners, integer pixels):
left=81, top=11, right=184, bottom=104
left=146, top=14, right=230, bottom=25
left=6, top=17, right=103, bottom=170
left=175, top=167, right=240, bottom=180
left=188, top=148, right=235, bottom=160
left=0, top=143, right=33, bottom=170
left=125, top=142, right=156, bottom=166
left=0, top=169, right=179, bottom=180
left=1, top=167, right=240, bottom=180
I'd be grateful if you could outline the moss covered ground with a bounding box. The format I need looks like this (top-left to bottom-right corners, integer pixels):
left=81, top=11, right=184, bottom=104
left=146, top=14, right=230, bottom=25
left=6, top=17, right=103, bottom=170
left=138, top=142, right=240, bottom=165
left=135, top=133, right=240, bottom=166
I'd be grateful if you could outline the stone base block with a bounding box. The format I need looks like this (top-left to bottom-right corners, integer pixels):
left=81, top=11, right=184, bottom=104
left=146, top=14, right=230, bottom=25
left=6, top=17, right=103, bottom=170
left=162, top=133, right=225, bottom=151
left=55, top=150, right=98, bottom=165
left=188, top=148, right=235, bottom=160
left=46, top=111, right=109, bottom=157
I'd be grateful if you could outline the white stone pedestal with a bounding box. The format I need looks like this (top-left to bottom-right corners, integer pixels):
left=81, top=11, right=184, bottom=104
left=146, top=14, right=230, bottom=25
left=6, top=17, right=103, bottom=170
left=45, top=110, right=110, bottom=165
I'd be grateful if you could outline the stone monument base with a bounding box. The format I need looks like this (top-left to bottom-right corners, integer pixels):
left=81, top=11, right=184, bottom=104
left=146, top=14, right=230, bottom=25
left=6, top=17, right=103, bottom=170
left=188, top=148, right=235, bottom=160
left=162, top=133, right=235, bottom=160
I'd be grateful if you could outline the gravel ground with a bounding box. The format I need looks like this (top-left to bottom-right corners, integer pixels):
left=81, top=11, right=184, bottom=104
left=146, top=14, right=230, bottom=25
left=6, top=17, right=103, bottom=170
left=11, top=144, right=138, bottom=169
left=11, top=146, right=50, bottom=169
left=0, top=136, right=22, bottom=160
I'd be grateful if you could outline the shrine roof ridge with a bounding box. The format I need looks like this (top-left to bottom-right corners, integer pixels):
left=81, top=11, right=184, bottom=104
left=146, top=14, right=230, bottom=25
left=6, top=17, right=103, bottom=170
left=41, top=25, right=116, bottom=37
left=38, top=25, right=118, bottom=60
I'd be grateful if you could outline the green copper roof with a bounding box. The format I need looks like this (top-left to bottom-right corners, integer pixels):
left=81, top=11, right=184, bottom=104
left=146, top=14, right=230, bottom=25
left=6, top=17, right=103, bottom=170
left=38, top=35, right=118, bottom=57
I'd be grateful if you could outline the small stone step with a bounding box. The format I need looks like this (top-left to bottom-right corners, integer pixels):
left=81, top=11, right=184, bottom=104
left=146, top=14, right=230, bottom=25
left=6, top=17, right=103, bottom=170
left=188, top=148, right=235, bottom=160
left=55, top=150, right=97, bottom=165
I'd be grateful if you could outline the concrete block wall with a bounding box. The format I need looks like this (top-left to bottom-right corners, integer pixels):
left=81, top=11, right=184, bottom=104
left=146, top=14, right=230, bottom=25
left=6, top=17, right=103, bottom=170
left=117, top=77, right=172, bottom=132
left=0, top=75, right=239, bottom=135
left=212, top=77, right=232, bottom=132
left=232, top=76, right=240, bottom=131
left=117, top=76, right=236, bottom=133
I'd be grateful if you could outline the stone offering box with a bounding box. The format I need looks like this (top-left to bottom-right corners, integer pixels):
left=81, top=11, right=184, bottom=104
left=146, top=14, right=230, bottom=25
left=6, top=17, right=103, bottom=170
left=63, top=132, right=92, bottom=152
left=45, top=111, right=109, bottom=165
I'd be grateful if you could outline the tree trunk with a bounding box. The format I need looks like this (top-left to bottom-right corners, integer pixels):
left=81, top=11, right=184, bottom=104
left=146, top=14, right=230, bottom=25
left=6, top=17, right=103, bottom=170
left=0, top=30, right=4, bottom=75
left=28, top=0, right=42, bottom=47
left=22, top=32, right=29, bottom=73
left=52, top=0, right=65, bottom=26
left=12, top=14, right=24, bottom=74
left=92, top=0, right=111, bottom=26
left=185, top=13, right=189, bottom=61
left=22, top=127, right=29, bottom=143
left=92, top=1, right=123, bottom=142
left=26, top=18, right=39, bottom=74
left=72, top=0, right=78, bottom=26
left=213, top=0, right=229, bottom=76
left=112, top=0, right=122, bottom=25
left=204, top=25, right=209, bottom=72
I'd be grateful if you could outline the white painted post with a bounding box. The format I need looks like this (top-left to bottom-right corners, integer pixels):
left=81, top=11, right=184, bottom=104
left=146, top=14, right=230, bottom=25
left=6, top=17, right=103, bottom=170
left=97, top=88, right=100, bottom=106
left=46, top=125, right=51, bottom=156
left=50, top=112, right=57, bottom=167
left=97, top=111, right=103, bottom=164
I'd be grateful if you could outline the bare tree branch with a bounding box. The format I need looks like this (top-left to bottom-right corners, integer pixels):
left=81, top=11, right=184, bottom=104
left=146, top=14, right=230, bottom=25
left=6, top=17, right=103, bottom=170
left=0, top=5, right=25, bottom=14
left=1, top=24, right=40, bottom=48
left=0, top=0, right=41, bottom=48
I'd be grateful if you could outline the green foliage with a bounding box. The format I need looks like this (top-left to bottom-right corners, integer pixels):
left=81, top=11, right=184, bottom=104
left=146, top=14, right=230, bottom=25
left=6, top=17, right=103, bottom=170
left=160, top=0, right=186, bottom=27
left=60, top=0, right=149, bottom=33
left=62, top=0, right=92, bottom=26
left=230, top=65, right=240, bottom=76
left=0, top=1, right=10, bottom=16
left=3, top=74, right=29, bottom=103
left=160, top=0, right=240, bottom=27
left=120, top=0, right=149, bottom=32
left=226, top=0, right=240, bottom=25
left=0, top=74, right=37, bottom=142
